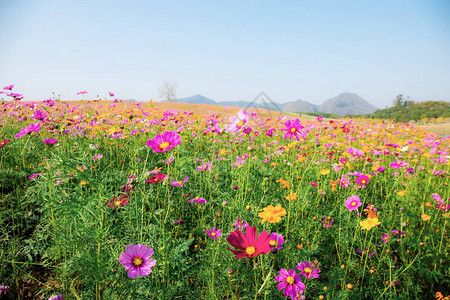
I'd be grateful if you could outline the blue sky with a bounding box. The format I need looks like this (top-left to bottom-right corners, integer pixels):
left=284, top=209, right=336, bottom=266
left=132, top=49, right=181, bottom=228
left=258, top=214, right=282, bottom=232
left=0, top=0, right=449, bottom=108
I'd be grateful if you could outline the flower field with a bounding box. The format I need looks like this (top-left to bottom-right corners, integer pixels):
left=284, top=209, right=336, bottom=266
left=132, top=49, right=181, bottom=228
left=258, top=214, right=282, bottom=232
left=0, top=88, right=449, bottom=299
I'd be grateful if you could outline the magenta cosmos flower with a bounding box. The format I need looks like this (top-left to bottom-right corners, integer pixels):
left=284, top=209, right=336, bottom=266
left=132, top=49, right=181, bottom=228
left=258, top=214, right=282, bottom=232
left=206, top=227, right=222, bottom=241
left=345, top=195, right=362, bottom=211
left=118, top=244, right=156, bottom=278
left=48, top=294, right=63, bottom=300
left=42, top=138, right=58, bottom=145
left=269, top=232, right=284, bottom=250
left=296, top=261, right=320, bottom=279
left=226, top=226, right=271, bottom=258
left=170, top=176, right=188, bottom=187
left=225, top=110, right=248, bottom=134
left=275, top=269, right=306, bottom=300
left=280, top=119, right=305, bottom=141
left=356, top=175, right=369, bottom=186
left=188, top=197, right=207, bottom=205
left=15, top=123, right=41, bottom=138
left=146, top=131, right=181, bottom=153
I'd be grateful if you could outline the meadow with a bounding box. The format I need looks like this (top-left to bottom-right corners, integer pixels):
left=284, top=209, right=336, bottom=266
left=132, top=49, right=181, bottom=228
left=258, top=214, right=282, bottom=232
left=0, top=88, right=449, bottom=299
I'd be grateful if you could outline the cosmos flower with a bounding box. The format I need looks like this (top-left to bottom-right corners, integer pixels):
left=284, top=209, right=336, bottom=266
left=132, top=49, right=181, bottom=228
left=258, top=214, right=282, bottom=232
left=225, top=110, right=248, bottom=134
left=48, top=294, right=64, bottom=300
left=15, top=123, right=41, bottom=138
left=0, top=285, right=9, bottom=295
left=206, top=227, right=222, bottom=241
left=93, top=154, right=103, bottom=161
left=146, top=131, right=181, bottom=153
left=77, top=90, right=88, bottom=95
left=118, top=244, right=156, bottom=278
left=345, top=195, right=362, bottom=211
left=0, top=139, right=11, bottom=148
left=322, top=216, right=334, bottom=228
left=226, top=226, right=271, bottom=258
left=170, top=176, right=188, bottom=187
left=106, top=194, right=130, bottom=208
left=269, top=233, right=284, bottom=250
left=274, top=269, right=306, bottom=300
left=232, top=217, right=249, bottom=230
left=280, top=119, right=305, bottom=141
left=258, top=204, right=287, bottom=224
left=145, top=173, right=167, bottom=184
left=188, top=197, right=207, bottom=206
left=381, top=233, right=391, bottom=244
left=356, top=175, right=369, bottom=186
left=296, top=261, right=320, bottom=279
left=196, top=161, right=214, bottom=171
left=42, top=138, right=58, bottom=145
left=360, top=218, right=381, bottom=230
left=32, top=110, right=49, bottom=120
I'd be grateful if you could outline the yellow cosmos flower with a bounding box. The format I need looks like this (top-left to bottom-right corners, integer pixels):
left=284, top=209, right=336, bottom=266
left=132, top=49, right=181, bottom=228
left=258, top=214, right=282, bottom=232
left=421, top=214, right=431, bottom=221
left=258, top=204, right=287, bottom=224
left=397, top=190, right=407, bottom=196
left=80, top=180, right=89, bottom=186
left=360, top=218, right=381, bottom=230
left=285, top=193, right=298, bottom=201
left=319, top=169, right=330, bottom=175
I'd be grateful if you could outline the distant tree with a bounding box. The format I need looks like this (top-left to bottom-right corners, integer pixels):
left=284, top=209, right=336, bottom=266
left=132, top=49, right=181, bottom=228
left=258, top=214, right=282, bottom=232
left=159, top=80, right=178, bottom=102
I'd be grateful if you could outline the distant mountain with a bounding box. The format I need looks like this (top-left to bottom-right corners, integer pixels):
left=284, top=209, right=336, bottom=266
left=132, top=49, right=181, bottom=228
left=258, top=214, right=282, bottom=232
left=176, top=92, right=377, bottom=116
left=282, top=100, right=319, bottom=113
left=318, top=93, right=377, bottom=115
left=177, top=95, right=217, bottom=105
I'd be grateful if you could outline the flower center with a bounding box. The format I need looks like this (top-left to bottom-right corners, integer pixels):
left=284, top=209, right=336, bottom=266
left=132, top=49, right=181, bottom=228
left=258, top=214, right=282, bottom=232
left=159, top=142, right=170, bottom=149
left=245, top=246, right=256, bottom=255
left=237, top=120, right=245, bottom=127
left=115, top=200, right=122, bottom=207
left=269, top=240, right=277, bottom=247
left=361, top=180, right=366, bottom=184
left=304, top=267, right=312, bottom=274
left=286, top=276, right=295, bottom=284
left=132, top=256, right=143, bottom=267
left=290, top=128, right=297, bottom=133
left=211, top=232, right=216, bottom=236
left=351, top=201, right=357, bottom=207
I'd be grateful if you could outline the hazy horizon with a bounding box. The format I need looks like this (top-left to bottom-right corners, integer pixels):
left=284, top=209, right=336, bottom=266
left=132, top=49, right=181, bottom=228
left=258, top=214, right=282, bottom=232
left=1, top=1, right=449, bottom=107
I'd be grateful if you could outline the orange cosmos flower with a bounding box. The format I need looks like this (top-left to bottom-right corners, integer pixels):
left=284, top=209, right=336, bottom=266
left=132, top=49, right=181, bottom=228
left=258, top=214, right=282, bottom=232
left=421, top=214, right=431, bottom=221
left=258, top=204, right=287, bottom=224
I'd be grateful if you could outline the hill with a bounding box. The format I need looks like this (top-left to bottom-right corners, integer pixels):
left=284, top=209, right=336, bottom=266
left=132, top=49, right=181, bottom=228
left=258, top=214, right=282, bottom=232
left=319, top=92, right=377, bottom=115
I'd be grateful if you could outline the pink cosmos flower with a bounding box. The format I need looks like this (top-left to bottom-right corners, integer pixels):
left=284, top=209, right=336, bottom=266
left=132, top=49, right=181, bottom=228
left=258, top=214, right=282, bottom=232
left=206, top=227, right=222, bottom=241
left=356, top=175, right=369, bottom=186
left=345, top=195, right=362, bottom=211
left=274, top=269, right=306, bottom=300
left=322, top=216, right=334, bottom=227
left=296, top=261, right=320, bottom=279
left=226, top=226, right=271, bottom=258
left=225, top=110, right=248, bottom=134
left=48, top=294, right=63, bottom=300
left=163, top=157, right=174, bottom=164
left=146, top=131, right=181, bottom=153
left=317, top=116, right=323, bottom=122
left=109, top=92, right=115, bottom=97
left=32, top=110, right=48, bottom=120
left=381, top=233, right=391, bottom=244
left=77, top=90, right=88, bottom=95
left=232, top=217, right=249, bottom=230
left=107, top=194, right=130, bottom=208
left=347, top=147, right=363, bottom=156
left=196, top=161, right=214, bottom=171
left=118, top=244, right=156, bottom=278
left=3, top=84, right=14, bottom=90
left=15, top=123, right=41, bottom=138
left=269, top=232, right=284, bottom=250
left=0, top=139, right=11, bottom=148
left=93, top=154, right=103, bottom=161
left=281, top=119, right=305, bottom=141
left=170, top=176, right=188, bottom=187
left=188, top=197, right=207, bottom=206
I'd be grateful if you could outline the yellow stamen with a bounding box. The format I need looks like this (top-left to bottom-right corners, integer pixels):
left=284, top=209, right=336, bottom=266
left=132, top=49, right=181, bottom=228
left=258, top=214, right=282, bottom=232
left=245, top=246, right=256, bottom=255
left=286, top=276, right=295, bottom=284
left=351, top=201, right=357, bottom=207
left=237, top=120, right=245, bottom=127
left=211, top=232, right=216, bottom=236
left=132, top=257, right=143, bottom=267
left=290, top=128, right=297, bottom=133
left=115, top=200, right=122, bottom=207
left=304, top=267, right=312, bottom=274
left=159, top=141, right=170, bottom=149
left=269, top=240, right=277, bottom=247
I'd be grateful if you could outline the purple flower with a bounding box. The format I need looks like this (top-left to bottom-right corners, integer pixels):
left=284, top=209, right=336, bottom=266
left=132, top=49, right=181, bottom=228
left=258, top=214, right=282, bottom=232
left=118, top=244, right=156, bottom=278
left=269, top=233, right=285, bottom=250
left=355, top=175, right=369, bottom=186
left=232, top=217, right=249, bottom=230
left=296, top=261, right=320, bottom=279
left=32, top=110, right=48, bottom=120
left=196, top=161, right=214, bottom=171
left=48, top=295, right=64, bottom=300
left=15, top=123, right=41, bottom=138
left=322, top=216, right=334, bottom=227
left=188, top=197, right=207, bottom=206
left=93, top=154, right=103, bottom=161
left=206, top=227, right=222, bottom=241
left=381, top=233, right=391, bottom=244
left=0, top=285, right=9, bottom=295
left=274, top=269, right=306, bottom=300
left=42, top=138, right=58, bottom=145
